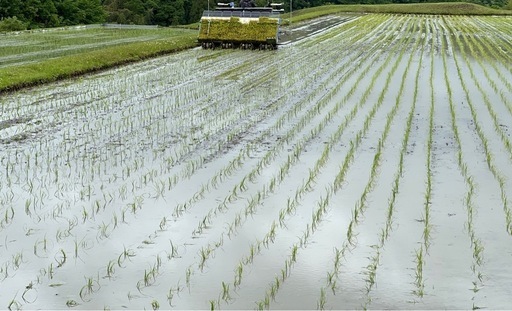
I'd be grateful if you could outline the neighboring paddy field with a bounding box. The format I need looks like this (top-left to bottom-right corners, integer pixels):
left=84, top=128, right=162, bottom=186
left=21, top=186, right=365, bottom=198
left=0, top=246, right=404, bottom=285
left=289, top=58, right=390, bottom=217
left=0, top=25, right=198, bottom=91
left=1, top=13, right=512, bottom=310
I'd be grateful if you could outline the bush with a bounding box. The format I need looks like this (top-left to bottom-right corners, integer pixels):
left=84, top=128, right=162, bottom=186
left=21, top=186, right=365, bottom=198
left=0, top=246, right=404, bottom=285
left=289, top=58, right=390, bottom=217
left=0, top=16, right=27, bottom=32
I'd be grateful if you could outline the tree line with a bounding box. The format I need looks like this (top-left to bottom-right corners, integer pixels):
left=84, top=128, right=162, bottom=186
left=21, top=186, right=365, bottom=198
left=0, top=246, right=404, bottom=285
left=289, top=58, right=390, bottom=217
left=0, top=0, right=509, bottom=30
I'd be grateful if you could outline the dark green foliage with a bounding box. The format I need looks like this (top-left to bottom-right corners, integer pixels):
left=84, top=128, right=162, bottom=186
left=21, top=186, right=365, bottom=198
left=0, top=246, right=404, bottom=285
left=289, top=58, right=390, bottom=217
left=0, top=16, right=27, bottom=31
left=0, top=0, right=105, bottom=29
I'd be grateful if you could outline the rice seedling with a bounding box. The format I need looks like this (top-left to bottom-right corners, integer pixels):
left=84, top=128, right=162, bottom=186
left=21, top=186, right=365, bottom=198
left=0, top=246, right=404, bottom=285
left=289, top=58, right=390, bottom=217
left=221, top=281, right=231, bottom=302
left=234, top=262, right=243, bottom=288
left=55, top=249, right=67, bottom=268
left=210, top=299, right=217, bottom=310
left=7, top=297, right=22, bottom=311
left=317, top=288, right=327, bottom=310
left=117, top=246, right=136, bottom=268
left=106, top=260, right=116, bottom=279
left=413, top=246, right=425, bottom=298
left=79, top=275, right=100, bottom=301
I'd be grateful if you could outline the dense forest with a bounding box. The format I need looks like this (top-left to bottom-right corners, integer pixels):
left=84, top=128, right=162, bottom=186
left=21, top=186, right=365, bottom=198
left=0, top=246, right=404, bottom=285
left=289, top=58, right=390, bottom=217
left=0, top=0, right=510, bottom=30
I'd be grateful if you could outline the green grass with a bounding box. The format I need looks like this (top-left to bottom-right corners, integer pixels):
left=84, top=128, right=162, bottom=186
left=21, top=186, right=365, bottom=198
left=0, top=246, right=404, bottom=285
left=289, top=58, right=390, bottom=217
left=287, top=2, right=511, bottom=24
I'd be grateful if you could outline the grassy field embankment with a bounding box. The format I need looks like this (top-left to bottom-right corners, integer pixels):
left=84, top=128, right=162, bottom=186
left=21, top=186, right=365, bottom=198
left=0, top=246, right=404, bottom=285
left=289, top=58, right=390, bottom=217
left=0, top=2, right=510, bottom=93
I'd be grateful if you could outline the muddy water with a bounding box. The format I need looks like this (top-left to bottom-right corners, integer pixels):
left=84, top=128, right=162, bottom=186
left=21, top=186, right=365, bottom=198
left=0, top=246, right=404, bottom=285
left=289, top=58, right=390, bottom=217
left=1, top=14, right=512, bottom=310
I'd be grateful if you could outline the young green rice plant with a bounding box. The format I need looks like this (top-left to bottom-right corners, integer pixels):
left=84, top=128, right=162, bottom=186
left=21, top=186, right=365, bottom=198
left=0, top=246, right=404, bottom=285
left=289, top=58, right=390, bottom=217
left=346, top=220, right=357, bottom=247
left=291, top=245, right=298, bottom=264
left=413, top=246, right=425, bottom=298
left=73, top=238, right=85, bottom=260
left=150, top=300, right=159, bottom=311
left=185, top=266, right=192, bottom=290
left=473, top=240, right=484, bottom=266
left=221, top=281, right=231, bottom=302
left=440, top=18, right=490, bottom=297
left=79, top=275, right=100, bottom=301
left=97, top=222, right=111, bottom=240
left=117, top=246, right=136, bottom=268
left=167, top=287, right=177, bottom=307
left=7, top=297, right=22, bottom=311
left=168, top=240, right=179, bottom=259
left=234, top=261, right=243, bottom=288
left=317, top=287, right=327, bottom=310
left=326, top=270, right=339, bottom=295
left=106, top=260, right=116, bottom=279
left=199, top=246, right=212, bottom=271
left=55, top=249, right=67, bottom=268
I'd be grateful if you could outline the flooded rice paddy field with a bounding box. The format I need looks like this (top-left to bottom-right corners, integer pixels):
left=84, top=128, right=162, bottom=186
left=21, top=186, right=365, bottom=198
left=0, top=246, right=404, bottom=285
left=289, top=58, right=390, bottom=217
left=1, top=14, right=512, bottom=310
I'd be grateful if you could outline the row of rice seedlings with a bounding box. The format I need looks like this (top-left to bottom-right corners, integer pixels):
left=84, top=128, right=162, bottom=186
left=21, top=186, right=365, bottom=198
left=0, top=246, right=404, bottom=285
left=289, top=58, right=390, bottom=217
left=445, top=16, right=512, bottom=235
left=195, top=69, right=364, bottom=269
left=421, top=17, right=437, bottom=252
left=6, top=44, right=233, bottom=310
left=60, top=28, right=382, bottom=304
left=255, top=195, right=331, bottom=310
left=189, top=64, right=362, bottom=228
left=1, top=13, right=388, bottom=239
left=252, top=19, right=416, bottom=310
left=1, top=64, right=278, bottom=283
left=312, top=15, right=423, bottom=307
left=355, top=36, right=416, bottom=303
left=190, top=15, right=402, bottom=239
left=458, top=17, right=512, bottom=106
left=32, top=35, right=348, bottom=304
left=452, top=16, right=512, bottom=159
left=208, top=15, right=408, bottom=309
left=199, top=43, right=381, bottom=235
left=2, top=56, right=239, bottom=193
left=440, top=18, right=485, bottom=306
left=232, top=94, right=360, bottom=287
left=178, top=46, right=359, bottom=222
left=469, top=17, right=512, bottom=72
left=358, top=16, right=427, bottom=308
left=99, top=33, right=348, bottom=211
left=456, top=20, right=512, bottom=111
left=136, top=254, right=163, bottom=291
left=407, top=17, right=437, bottom=301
